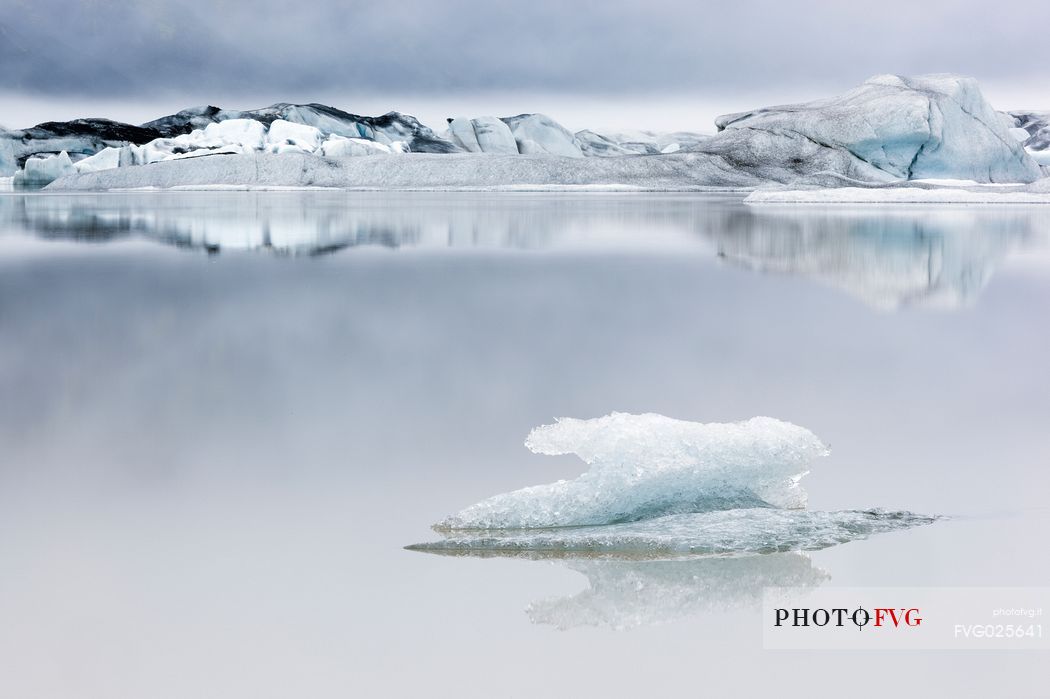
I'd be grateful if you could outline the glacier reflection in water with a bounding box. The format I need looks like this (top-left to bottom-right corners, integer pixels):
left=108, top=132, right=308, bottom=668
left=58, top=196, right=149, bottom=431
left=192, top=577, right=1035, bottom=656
left=1, top=191, right=1046, bottom=309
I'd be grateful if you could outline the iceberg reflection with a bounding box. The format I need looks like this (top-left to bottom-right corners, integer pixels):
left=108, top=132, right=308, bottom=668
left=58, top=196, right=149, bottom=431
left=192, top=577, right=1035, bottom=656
left=1, top=191, right=1045, bottom=308
left=527, top=553, right=828, bottom=631
left=704, top=206, right=1045, bottom=310
left=412, top=549, right=828, bottom=630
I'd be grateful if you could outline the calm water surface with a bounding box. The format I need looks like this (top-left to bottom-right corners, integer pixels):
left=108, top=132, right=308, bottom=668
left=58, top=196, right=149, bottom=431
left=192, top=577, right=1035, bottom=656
left=1, top=192, right=1048, bottom=697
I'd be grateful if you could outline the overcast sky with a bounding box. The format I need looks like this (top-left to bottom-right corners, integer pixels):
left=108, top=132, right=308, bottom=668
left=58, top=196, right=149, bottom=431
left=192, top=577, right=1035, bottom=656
left=2, top=0, right=1048, bottom=131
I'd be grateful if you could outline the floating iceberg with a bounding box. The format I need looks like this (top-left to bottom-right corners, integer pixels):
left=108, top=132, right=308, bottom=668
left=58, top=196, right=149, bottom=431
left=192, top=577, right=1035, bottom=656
left=410, top=412, right=938, bottom=556
left=438, top=414, right=826, bottom=529
left=72, top=147, right=123, bottom=173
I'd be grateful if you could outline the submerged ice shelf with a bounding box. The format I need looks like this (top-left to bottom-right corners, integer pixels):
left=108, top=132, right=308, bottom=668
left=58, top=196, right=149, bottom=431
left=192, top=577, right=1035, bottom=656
left=408, top=413, right=938, bottom=557
left=409, top=508, right=938, bottom=557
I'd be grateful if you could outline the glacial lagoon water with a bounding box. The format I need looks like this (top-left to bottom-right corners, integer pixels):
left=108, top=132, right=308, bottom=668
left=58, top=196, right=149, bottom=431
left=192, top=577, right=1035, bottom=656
left=1, top=191, right=1048, bottom=697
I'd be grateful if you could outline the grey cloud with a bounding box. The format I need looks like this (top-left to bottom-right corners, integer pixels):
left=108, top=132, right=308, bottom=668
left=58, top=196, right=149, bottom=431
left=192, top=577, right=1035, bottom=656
left=0, top=0, right=1045, bottom=99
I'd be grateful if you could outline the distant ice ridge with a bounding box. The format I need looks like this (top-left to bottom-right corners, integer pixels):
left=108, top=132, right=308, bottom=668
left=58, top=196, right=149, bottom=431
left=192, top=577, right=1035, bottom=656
left=12, top=73, right=1048, bottom=190
left=411, top=508, right=937, bottom=556
left=436, top=414, right=826, bottom=530
left=2, top=103, right=705, bottom=186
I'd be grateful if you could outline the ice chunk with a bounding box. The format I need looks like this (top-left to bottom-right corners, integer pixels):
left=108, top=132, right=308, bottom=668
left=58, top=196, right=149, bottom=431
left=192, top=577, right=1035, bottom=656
left=437, top=413, right=828, bottom=530
left=411, top=508, right=938, bottom=556
left=202, top=119, right=266, bottom=150
left=411, top=412, right=940, bottom=556
left=446, top=117, right=519, bottom=154
left=265, top=119, right=322, bottom=152
left=73, top=146, right=122, bottom=173
left=472, top=117, right=518, bottom=155
left=446, top=118, right=482, bottom=152
left=501, top=114, right=584, bottom=158
left=320, top=136, right=392, bottom=158
left=13, top=151, right=75, bottom=187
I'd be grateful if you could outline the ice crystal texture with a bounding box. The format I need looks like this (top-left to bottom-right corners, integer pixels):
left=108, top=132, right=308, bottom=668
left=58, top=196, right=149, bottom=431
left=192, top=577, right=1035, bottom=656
left=438, top=414, right=828, bottom=529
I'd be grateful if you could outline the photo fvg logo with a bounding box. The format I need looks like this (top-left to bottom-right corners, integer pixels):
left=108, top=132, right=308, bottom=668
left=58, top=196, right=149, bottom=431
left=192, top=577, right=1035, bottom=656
left=774, top=607, right=922, bottom=630
left=762, top=587, right=1050, bottom=650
